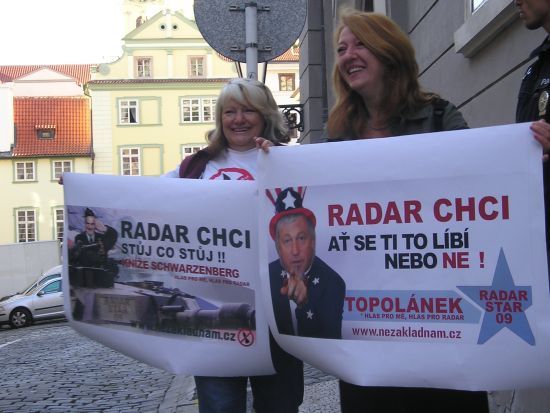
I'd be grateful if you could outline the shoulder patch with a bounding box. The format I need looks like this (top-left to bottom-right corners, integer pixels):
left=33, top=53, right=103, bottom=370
left=523, top=65, right=535, bottom=80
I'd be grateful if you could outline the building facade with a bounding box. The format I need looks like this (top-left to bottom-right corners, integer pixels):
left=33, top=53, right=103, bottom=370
left=88, top=7, right=300, bottom=176
left=87, top=9, right=238, bottom=176
left=0, top=65, right=92, bottom=245
left=299, top=0, right=542, bottom=143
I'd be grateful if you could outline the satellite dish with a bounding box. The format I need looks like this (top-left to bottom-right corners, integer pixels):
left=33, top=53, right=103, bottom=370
left=97, top=64, right=110, bottom=75
left=194, top=0, right=307, bottom=63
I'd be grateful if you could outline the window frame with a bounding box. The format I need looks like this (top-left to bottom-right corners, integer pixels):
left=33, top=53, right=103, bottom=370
left=180, top=97, right=217, bottom=123
left=53, top=207, right=64, bottom=242
left=14, top=161, right=36, bottom=182
left=181, top=144, right=206, bottom=159
left=41, top=279, right=62, bottom=295
left=135, top=56, right=153, bottom=78
left=278, top=73, right=296, bottom=92
left=16, top=208, right=37, bottom=243
left=188, top=56, right=205, bottom=78
left=119, top=99, right=140, bottom=125
left=120, top=147, right=142, bottom=176
left=51, top=159, right=73, bottom=180
left=454, top=0, right=517, bottom=57
left=37, top=128, right=56, bottom=139
left=471, top=0, right=486, bottom=12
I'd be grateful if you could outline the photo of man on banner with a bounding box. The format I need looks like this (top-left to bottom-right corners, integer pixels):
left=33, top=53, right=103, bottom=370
left=68, top=207, right=119, bottom=289
left=268, top=187, right=346, bottom=339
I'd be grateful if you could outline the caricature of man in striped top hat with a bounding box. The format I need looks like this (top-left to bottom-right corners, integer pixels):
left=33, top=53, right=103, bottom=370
left=268, top=187, right=346, bottom=339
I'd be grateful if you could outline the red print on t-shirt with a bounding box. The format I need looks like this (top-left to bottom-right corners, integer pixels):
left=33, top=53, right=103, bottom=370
left=209, top=167, right=254, bottom=180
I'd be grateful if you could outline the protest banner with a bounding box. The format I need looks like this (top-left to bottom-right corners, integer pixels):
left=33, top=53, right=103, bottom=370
left=63, top=175, right=273, bottom=376
left=257, top=123, right=550, bottom=390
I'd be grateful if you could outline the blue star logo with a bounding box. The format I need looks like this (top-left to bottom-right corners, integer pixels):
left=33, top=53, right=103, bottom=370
left=458, top=249, right=534, bottom=345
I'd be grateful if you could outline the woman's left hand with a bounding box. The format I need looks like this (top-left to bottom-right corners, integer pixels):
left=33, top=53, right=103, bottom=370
left=255, top=137, right=273, bottom=153
left=530, top=120, right=550, bottom=162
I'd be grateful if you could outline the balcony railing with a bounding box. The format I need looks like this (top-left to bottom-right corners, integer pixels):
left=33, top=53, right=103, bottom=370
left=279, top=104, right=304, bottom=132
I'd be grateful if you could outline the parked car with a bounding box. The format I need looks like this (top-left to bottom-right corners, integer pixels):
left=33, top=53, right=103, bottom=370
left=0, top=268, right=64, bottom=328
left=0, top=265, right=62, bottom=302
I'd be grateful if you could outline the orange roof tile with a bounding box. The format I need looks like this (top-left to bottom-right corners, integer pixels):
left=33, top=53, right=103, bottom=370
left=273, top=46, right=300, bottom=62
left=13, top=97, right=92, bottom=157
left=0, top=64, right=92, bottom=85
left=217, top=46, right=300, bottom=63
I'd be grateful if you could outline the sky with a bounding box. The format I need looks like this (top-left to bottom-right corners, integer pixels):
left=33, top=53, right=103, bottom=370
left=0, top=0, right=194, bottom=66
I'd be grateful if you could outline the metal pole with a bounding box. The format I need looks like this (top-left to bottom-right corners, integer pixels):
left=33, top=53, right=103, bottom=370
left=245, top=2, right=258, bottom=80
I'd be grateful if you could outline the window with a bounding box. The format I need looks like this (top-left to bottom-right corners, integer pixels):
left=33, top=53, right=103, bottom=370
left=54, top=208, right=64, bottom=242
left=37, top=128, right=55, bottom=139
left=136, top=57, right=152, bottom=78
left=17, top=209, right=36, bottom=242
left=41, top=280, right=62, bottom=295
left=189, top=56, right=205, bottom=77
left=472, top=0, right=486, bottom=12
left=362, top=0, right=374, bottom=11
left=121, top=147, right=141, bottom=176
left=52, top=160, right=72, bottom=180
left=202, top=98, right=216, bottom=122
left=182, top=98, right=200, bottom=122
left=182, top=144, right=205, bottom=159
left=455, top=0, right=516, bottom=57
left=181, top=98, right=217, bottom=123
left=279, top=74, right=296, bottom=91
left=119, top=100, right=139, bottom=124
left=15, top=161, right=35, bottom=181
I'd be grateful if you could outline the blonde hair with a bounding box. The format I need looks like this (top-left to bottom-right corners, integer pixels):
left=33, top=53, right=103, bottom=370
left=207, top=78, right=289, bottom=156
left=327, top=10, right=437, bottom=139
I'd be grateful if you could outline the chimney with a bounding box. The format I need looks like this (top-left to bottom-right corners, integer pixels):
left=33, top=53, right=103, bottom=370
left=0, top=84, right=14, bottom=152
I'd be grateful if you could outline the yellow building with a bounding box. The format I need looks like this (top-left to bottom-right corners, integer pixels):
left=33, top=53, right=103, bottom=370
left=87, top=9, right=238, bottom=176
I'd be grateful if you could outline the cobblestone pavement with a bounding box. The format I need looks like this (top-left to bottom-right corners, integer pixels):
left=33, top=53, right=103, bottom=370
left=0, top=321, right=339, bottom=412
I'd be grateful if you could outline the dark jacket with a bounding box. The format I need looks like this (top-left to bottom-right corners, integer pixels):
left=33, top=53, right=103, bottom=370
left=391, top=99, right=468, bottom=136
left=328, top=99, right=467, bottom=143
left=517, top=37, right=550, bottom=256
left=178, top=148, right=214, bottom=178
left=70, top=226, right=118, bottom=268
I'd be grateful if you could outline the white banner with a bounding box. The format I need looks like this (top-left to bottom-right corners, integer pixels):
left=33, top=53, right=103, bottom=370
left=63, top=175, right=274, bottom=376
left=258, top=123, right=550, bottom=390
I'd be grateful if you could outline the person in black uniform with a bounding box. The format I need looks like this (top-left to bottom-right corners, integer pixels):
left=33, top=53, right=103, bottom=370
left=268, top=188, right=346, bottom=339
left=69, top=208, right=118, bottom=288
left=515, top=0, right=550, bottom=267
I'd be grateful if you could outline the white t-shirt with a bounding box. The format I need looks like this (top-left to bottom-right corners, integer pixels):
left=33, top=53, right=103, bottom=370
left=202, top=148, right=257, bottom=180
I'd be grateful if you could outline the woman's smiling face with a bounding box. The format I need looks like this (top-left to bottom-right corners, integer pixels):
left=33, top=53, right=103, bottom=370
left=222, top=98, right=265, bottom=151
left=336, top=25, right=385, bottom=98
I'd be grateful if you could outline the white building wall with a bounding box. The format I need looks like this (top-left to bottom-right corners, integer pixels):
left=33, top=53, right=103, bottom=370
left=0, top=84, right=14, bottom=152
left=89, top=91, right=114, bottom=174
left=265, top=62, right=300, bottom=106
left=12, top=69, right=85, bottom=97
left=12, top=81, right=84, bottom=97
